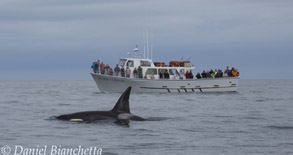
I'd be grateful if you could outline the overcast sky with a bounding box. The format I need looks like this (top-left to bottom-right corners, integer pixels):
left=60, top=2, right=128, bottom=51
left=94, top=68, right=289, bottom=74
left=1, top=0, right=292, bottom=80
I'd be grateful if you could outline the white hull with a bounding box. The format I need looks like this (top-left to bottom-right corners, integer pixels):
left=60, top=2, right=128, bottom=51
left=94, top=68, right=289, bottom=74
left=91, top=73, right=239, bottom=93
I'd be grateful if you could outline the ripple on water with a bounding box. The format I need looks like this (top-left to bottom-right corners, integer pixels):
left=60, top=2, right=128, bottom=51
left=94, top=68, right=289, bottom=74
left=242, top=116, right=267, bottom=120
left=145, top=117, right=169, bottom=121
left=267, top=125, right=293, bottom=130
left=58, top=103, right=71, bottom=106
left=5, top=100, right=19, bottom=104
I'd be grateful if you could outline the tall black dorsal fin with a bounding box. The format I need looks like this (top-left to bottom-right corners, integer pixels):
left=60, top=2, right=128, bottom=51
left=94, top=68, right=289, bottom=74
left=111, top=87, right=131, bottom=113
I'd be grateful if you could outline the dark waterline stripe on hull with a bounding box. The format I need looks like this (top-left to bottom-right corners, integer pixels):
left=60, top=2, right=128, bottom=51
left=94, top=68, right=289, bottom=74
left=140, top=86, right=236, bottom=90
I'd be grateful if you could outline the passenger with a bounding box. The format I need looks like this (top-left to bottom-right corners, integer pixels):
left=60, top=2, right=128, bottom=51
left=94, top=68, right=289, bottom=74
left=232, top=68, right=239, bottom=77
left=224, top=66, right=229, bottom=77
left=220, top=69, right=223, bottom=77
left=164, top=70, right=170, bottom=79
left=105, top=64, right=110, bottom=75
left=91, top=60, right=100, bottom=73
left=106, top=67, right=109, bottom=75
left=109, top=68, right=113, bottom=76
left=151, top=72, right=155, bottom=79
left=236, top=69, right=240, bottom=77
left=179, top=69, right=185, bottom=79
left=215, top=69, right=220, bottom=78
left=228, top=67, right=233, bottom=77
left=159, top=71, right=163, bottom=79
left=210, top=72, right=216, bottom=78
left=206, top=70, right=211, bottom=78
left=201, top=70, right=207, bottom=78
left=196, top=72, right=201, bottom=79
left=121, top=67, right=125, bottom=77
left=91, top=62, right=96, bottom=73
left=190, top=70, right=194, bottom=79
left=126, top=67, right=131, bottom=78
left=209, top=69, right=215, bottom=78
left=95, top=60, right=100, bottom=73
left=216, top=69, right=223, bottom=78
left=100, top=62, right=105, bottom=74
left=133, top=67, right=138, bottom=78
left=114, top=64, right=120, bottom=76
left=174, top=71, right=180, bottom=79
left=232, top=68, right=236, bottom=76
left=185, top=70, right=190, bottom=79
left=209, top=69, right=214, bottom=75
left=138, top=66, right=143, bottom=78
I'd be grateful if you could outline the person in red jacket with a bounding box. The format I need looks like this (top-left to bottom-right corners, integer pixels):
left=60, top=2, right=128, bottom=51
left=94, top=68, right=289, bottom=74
left=186, top=70, right=191, bottom=79
left=100, top=62, right=105, bottom=74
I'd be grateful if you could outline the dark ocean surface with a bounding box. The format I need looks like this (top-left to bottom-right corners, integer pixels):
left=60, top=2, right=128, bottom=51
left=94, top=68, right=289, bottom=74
left=1, top=80, right=293, bottom=155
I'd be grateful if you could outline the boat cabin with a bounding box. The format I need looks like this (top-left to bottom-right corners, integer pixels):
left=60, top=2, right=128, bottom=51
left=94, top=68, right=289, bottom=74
left=119, top=58, right=195, bottom=80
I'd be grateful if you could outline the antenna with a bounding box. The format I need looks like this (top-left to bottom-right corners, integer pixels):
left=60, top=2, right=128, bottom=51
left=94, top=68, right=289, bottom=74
left=151, top=44, right=153, bottom=60
left=146, top=28, right=149, bottom=59
left=151, top=31, right=153, bottom=60
left=143, top=30, right=146, bottom=58
left=134, top=45, right=139, bottom=58
left=142, top=27, right=154, bottom=60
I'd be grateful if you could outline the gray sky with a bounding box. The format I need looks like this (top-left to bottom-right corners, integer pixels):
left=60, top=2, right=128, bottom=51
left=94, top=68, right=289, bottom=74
left=1, top=0, right=293, bottom=80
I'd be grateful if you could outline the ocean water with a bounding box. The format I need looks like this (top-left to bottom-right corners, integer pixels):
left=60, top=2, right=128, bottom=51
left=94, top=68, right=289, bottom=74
left=1, top=80, right=293, bottom=155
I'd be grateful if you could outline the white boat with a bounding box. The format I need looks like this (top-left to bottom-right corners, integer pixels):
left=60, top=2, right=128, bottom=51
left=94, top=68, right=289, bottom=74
left=91, top=46, right=239, bottom=93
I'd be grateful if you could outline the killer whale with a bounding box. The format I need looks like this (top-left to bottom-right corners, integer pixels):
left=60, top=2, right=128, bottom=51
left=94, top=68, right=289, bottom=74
left=56, top=87, right=145, bottom=124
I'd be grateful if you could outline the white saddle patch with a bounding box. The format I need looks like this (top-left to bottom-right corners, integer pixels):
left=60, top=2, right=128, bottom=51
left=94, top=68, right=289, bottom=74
left=69, top=119, right=84, bottom=122
left=118, top=113, right=134, bottom=119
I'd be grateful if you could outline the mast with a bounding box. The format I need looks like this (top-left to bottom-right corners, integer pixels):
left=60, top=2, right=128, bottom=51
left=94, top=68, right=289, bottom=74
left=143, top=30, right=146, bottom=58
left=150, top=30, right=153, bottom=60
left=146, top=28, right=149, bottom=59
left=151, top=44, right=153, bottom=60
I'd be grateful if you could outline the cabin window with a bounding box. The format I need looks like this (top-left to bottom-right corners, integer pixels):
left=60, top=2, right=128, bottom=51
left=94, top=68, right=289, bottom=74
left=179, top=69, right=185, bottom=74
left=140, top=61, right=151, bottom=67
left=169, top=69, right=180, bottom=76
left=158, top=69, right=168, bottom=74
left=146, top=68, right=157, bottom=75
left=119, top=59, right=126, bottom=67
left=127, top=60, right=134, bottom=67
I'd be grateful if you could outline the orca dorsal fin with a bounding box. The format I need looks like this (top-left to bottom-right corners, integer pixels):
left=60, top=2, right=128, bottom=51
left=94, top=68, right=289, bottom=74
left=111, top=87, right=131, bottom=113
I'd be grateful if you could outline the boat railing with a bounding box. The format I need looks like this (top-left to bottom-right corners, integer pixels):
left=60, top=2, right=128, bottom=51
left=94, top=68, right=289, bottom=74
left=92, top=71, right=238, bottom=80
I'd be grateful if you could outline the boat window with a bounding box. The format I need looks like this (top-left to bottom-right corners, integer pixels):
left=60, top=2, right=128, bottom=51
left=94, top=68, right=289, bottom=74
left=146, top=68, right=157, bottom=75
left=127, top=60, right=134, bottom=67
left=169, top=69, right=179, bottom=76
left=140, top=61, right=151, bottom=67
left=179, top=69, right=185, bottom=74
left=179, top=69, right=185, bottom=77
left=119, top=59, right=126, bottom=67
left=158, top=69, right=168, bottom=74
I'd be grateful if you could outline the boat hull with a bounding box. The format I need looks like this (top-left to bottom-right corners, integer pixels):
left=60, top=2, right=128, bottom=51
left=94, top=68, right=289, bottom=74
left=91, top=73, right=239, bottom=93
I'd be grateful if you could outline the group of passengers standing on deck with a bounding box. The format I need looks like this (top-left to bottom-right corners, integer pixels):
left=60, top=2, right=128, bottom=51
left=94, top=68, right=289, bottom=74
left=92, top=60, right=239, bottom=80
left=91, top=60, right=114, bottom=75
left=195, top=66, right=239, bottom=79
left=91, top=60, right=143, bottom=78
left=113, top=64, right=143, bottom=78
